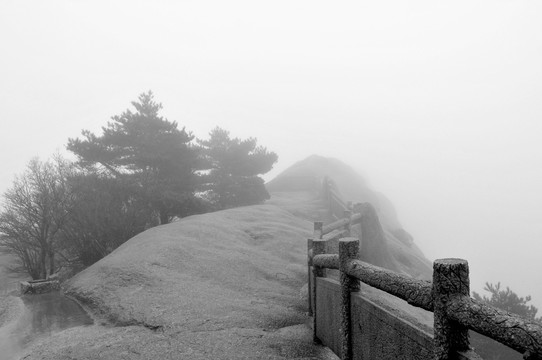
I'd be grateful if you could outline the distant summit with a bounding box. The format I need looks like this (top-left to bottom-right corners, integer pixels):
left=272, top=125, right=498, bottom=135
left=268, top=155, right=398, bottom=230
left=267, top=155, right=431, bottom=278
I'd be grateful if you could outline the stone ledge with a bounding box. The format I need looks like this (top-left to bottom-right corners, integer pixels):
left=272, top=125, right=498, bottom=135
left=20, top=280, right=60, bottom=295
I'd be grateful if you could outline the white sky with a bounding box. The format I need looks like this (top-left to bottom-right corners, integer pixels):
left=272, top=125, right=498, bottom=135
left=1, top=1, right=541, bottom=309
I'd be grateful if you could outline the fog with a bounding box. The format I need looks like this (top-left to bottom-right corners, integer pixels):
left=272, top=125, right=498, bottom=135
left=1, top=1, right=541, bottom=309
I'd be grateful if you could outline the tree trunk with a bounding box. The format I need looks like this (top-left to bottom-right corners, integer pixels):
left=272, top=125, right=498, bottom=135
left=159, top=210, right=169, bottom=225
left=48, top=250, right=55, bottom=277
left=40, top=249, right=47, bottom=279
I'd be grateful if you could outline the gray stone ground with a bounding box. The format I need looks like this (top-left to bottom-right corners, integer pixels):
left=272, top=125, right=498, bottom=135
left=23, top=321, right=338, bottom=360
left=18, top=194, right=339, bottom=359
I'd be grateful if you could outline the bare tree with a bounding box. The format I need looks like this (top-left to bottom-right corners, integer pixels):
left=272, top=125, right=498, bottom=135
left=0, top=157, right=73, bottom=279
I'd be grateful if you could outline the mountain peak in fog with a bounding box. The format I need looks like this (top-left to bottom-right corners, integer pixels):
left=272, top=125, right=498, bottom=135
left=267, top=154, right=432, bottom=279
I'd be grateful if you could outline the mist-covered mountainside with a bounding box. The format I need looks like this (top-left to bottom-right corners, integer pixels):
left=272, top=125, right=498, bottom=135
left=268, top=155, right=399, bottom=228
left=267, top=154, right=431, bottom=279
left=20, top=154, right=431, bottom=359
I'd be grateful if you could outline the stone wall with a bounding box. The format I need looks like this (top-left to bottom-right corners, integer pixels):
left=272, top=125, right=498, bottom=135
left=20, top=280, right=60, bottom=295
left=315, top=277, right=434, bottom=360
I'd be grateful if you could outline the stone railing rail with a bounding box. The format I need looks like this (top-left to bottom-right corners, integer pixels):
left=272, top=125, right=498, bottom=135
left=308, top=205, right=542, bottom=360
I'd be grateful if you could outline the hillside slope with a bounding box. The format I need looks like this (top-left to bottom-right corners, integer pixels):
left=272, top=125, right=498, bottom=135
left=22, top=205, right=336, bottom=360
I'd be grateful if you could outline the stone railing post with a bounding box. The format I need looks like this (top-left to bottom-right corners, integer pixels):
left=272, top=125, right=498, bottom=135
left=339, top=238, right=360, bottom=360
left=433, top=258, right=471, bottom=359
left=314, top=221, right=323, bottom=239
left=343, top=210, right=352, bottom=236
left=310, top=222, right=323, bottom=322
left=312, top=238, right=326, bottom=343
left=307, top=238, right=314, bottom=316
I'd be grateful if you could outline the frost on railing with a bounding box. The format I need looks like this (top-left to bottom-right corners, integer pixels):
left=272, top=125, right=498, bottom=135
left=307, top=206, right=542, bottom=360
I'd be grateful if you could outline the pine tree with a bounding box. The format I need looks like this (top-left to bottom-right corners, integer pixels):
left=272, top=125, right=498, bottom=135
left=67, top=91, right=201, bottom=224
left=473, top=282, right=539, bottom=320
left=471, top=282, right=540, bottom=359
left=198, top=127, right=277, bottom=209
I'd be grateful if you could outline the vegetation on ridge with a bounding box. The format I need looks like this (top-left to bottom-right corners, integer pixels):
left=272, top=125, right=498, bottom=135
left=471, top=282, right=541, bottom=359
left=0, top=91, right=277, bottom=278
left=67, top=91, right=201, bottom=225
left=473, top=282, right=540, bottom=321
left=198, top=126, right=278, bottom=210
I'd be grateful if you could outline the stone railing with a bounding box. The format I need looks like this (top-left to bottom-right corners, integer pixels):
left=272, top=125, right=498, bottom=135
left=321, top=176, right=349, bottom=220
left=307, top=207, right=542, bottom=360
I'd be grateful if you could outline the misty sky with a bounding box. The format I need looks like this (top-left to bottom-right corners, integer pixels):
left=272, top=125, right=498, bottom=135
left=1, top=1, right=542, bottom=309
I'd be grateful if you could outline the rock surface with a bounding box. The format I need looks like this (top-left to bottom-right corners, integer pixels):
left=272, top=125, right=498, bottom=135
left=21, top=203, right=339, bottom=359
